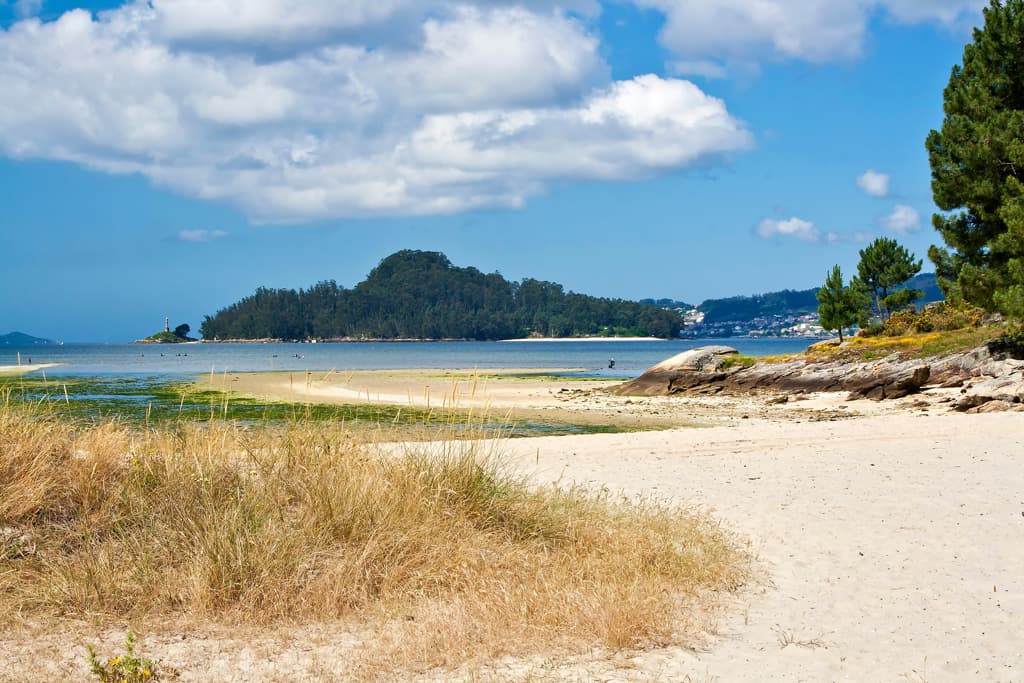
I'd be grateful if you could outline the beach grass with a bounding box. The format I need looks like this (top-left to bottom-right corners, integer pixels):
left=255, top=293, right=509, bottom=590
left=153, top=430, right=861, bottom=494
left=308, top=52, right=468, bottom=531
left=0, top=374, right=635, bottom=437
left=0, top=402, right=749, bottom=677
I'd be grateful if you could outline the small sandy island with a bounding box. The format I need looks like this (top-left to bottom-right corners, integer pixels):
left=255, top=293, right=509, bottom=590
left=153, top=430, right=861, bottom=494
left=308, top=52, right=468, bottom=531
left=0, top=362, right=62, bottom=376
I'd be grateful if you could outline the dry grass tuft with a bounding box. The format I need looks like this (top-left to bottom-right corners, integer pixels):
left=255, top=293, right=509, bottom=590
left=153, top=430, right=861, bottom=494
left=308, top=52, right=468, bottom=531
left=0, top=401, right=749, bottom=677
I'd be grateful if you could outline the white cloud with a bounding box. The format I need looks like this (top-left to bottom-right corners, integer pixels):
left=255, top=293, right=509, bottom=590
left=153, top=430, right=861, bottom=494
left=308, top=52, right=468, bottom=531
left=669, top=59, right=728, bottom=79
left=757, top=216, right=820, bottom=241
left=13, top=0, right=42, bottom=17
left=632, top=0, right=985, bottom=71
left=857, top=169, right=891, bottom=197
left=0, top=5, right=751, bottom=222
left=177, top=229, right=228, bottom=242
left=882, top=204, right=920, bottom=233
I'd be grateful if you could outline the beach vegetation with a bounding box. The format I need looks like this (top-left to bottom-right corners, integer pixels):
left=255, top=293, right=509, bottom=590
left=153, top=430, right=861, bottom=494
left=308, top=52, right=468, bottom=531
left=87, top=632, right=160, bottom=682
left=882, top=300, right=988, bottom=336
left=0, top=402, right=750, bottom=677
left=720, top=354, right=756, bottom=370
left=0, top=374, right=648, bottom=437
left=927, top=0, right=1024, bottom=317
left=806, top=324, right=1002, bottom=362
left=856, top=238, right=923, bottom=322
left=816, top=265, right=870, bottom=342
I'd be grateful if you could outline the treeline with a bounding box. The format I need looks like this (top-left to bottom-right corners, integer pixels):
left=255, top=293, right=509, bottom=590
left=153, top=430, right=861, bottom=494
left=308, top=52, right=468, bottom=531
left=199, top=250, right=682, bottom=341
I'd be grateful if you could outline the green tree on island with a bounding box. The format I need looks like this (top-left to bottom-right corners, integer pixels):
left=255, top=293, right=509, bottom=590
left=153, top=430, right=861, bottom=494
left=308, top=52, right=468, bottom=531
left=856, top=237, right=923, bottom=322
left=817, top=265, right=869, bottom=343
left=927, top=0, right=1024, bottom=317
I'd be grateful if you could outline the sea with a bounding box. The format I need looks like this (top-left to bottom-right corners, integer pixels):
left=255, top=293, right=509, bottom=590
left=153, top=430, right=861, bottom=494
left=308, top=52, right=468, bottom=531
left=3, top=338, right=820, bottom=379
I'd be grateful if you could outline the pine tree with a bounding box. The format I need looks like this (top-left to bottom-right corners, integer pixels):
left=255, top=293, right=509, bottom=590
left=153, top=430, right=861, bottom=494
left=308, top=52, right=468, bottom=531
left=817, top=265, right=869, bottom=342
left=926, top=0, right=1024, bottom=315
left=856, top=238, right=923, bottom=322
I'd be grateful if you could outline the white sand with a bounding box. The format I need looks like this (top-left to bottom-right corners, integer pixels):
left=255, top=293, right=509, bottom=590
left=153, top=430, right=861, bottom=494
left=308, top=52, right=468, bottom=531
left=493, top=411, right=1024, bottom=681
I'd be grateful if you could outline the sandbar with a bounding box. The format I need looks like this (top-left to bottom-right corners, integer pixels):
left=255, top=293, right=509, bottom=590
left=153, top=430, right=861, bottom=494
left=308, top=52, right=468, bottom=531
left=197, top=367, right=895, bottom=429
left=0, top=362, right=62, bottom=376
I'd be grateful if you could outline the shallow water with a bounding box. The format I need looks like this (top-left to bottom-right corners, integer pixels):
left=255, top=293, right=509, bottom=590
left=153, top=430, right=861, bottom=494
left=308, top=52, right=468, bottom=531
left=3, top=337, right=819, bottom=378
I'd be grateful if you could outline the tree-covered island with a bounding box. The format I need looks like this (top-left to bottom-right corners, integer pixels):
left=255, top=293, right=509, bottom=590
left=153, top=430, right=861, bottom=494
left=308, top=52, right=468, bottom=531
left=200, top=250, right=683, bottom=341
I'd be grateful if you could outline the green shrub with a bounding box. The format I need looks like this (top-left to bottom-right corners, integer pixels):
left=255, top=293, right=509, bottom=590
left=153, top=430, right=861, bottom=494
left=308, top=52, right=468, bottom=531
left=858, top=322, right=886, bottom=337
left=87, top=632, right=159, bottom=682
left=883, top=301, right=986, bottom=336
left=883, top=310, right=918, bottom=336
left=988, top=326, right=1024, bottom=359
left=720, top=355, right=756, bottom=370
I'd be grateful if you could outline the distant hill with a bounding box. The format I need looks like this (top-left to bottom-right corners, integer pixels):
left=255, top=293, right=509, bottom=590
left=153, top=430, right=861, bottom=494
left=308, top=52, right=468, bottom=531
left=200, top=250, right=683, bottom=341
left=0, top=331, right=54, bottom=345
left=697, top=273, right=942, bottom=323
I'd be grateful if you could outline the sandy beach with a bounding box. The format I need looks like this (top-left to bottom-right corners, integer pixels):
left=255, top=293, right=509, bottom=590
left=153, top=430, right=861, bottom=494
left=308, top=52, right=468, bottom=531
left=2, top=371, right=1021, bottom=681
left=0, top=362, right=62, bottom=376
left=200, top=367, right=901, bottom=430
left=496, top=410, right=1023, bottom=681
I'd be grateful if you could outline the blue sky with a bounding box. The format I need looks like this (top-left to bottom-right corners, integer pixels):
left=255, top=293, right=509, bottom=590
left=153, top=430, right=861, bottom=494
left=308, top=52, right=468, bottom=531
left=0, top=0, right=985, bottom=341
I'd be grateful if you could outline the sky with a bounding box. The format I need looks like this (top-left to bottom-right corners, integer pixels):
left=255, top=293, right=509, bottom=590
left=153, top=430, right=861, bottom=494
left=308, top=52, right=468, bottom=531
left=0, top=0, right=989, bottom=342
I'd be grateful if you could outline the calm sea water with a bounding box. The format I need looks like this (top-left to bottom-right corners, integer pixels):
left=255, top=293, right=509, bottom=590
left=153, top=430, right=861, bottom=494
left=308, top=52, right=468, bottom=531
left=2, top=338, right=819, bottom=379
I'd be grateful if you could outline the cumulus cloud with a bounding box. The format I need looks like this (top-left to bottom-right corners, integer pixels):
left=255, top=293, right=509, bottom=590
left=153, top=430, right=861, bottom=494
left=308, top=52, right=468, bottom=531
left=756, top=216, right=820, bottom=241
left=138, top=0, right=601, bottom=47
left=177, top=229, right=228, bottom=242
left=882, top=204, right=920, bottom=233
left=857, top=169, right=891, bottom=197
left=0, top=4, right=750, bottom=222
left=632, top=0, right=984, bottom=72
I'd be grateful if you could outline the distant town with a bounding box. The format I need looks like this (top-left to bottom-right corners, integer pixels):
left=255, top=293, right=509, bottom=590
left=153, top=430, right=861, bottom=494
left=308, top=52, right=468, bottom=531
left=680, top=308, right=828, bottom=338
left=644, top=272, right=942, bottom=339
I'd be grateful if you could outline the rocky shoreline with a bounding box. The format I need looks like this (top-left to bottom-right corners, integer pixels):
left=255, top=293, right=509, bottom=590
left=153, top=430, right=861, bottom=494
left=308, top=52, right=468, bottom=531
left=612, top=343, right=1024, bottom=413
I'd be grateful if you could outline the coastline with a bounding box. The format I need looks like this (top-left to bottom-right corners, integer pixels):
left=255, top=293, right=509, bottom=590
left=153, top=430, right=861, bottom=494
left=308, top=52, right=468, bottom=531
left=199, top=336, right=672, bottom=344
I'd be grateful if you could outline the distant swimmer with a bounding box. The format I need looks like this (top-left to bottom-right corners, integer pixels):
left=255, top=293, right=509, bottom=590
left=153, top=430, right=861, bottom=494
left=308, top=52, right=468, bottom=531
left=608, top=358, right=615, bottom=369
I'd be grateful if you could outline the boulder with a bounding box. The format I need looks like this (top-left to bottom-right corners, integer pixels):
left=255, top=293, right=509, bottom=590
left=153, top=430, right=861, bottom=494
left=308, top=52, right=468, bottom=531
left=967, top=400, right=1016, bottom=414
left=646, top=346, right=739, bottom=373
left=846, top=365, right=931, bottom=401
left=611, top=346, right=739, bottom=396
left=611, top=342, right=1022, bottom=405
